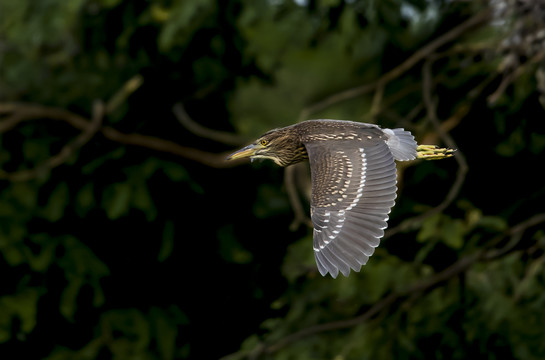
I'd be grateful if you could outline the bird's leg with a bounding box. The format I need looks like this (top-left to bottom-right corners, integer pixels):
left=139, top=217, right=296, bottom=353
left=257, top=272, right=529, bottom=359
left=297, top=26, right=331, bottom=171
left=416, top=145, right=456, bottom=160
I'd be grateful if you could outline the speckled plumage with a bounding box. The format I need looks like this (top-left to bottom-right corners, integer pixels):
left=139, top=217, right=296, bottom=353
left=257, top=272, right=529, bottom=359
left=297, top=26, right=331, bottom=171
left=227, top=119, right=450, bottom=278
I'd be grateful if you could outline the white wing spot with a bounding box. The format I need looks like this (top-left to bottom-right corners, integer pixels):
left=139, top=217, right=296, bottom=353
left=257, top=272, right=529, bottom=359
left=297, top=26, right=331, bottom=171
left=343, top=149, right=367, bottom=213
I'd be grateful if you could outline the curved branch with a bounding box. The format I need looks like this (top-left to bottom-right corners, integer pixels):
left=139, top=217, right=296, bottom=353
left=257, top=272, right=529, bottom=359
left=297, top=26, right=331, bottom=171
left=0, top=101, right=104, bottom=181
left=173, top=103, right=247, bottom=146
left=383, top=62, right=499, bottom=238
left=221, top=213, right=545, bottom=360
left=0, top=102, right=241, bottom=171
left=284, top=165, right=312, bottom=231
left=300, top=8, right=492, bottom=118
left=487, top=47, right=545, bottom=105
left=101, top=127, right=240, bottom=168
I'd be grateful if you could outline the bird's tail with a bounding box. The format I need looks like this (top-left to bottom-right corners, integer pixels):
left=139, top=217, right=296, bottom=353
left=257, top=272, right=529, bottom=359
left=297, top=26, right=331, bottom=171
left=384, top=128, right=418, bottom=161
left=416, top=145, right=456, bottom=160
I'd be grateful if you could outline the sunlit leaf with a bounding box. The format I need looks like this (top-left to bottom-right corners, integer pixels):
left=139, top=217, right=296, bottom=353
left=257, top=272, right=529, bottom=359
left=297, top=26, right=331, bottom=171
left=417, top=212, right=441, bottom=242
left=442, top=218, right=465, bottom=249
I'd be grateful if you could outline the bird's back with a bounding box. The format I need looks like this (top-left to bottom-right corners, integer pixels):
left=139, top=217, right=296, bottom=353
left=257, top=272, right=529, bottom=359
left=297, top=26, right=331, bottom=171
left=294, top=120, right=417, bottom=161
left=295, top=119, right=384, bottom=141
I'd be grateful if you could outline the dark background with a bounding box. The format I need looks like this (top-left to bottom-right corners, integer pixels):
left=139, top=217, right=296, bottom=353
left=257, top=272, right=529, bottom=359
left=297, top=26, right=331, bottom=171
left=1, top=0, right=545, bottom=359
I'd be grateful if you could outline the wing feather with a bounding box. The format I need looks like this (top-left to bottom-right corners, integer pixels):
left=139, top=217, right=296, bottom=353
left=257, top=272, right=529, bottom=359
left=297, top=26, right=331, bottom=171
left=306, top=140, right=398, bottom=278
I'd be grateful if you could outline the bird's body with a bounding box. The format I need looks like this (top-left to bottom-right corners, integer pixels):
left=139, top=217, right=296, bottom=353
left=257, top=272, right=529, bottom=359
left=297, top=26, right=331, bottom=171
left=227, top=119, right=454, bottom=278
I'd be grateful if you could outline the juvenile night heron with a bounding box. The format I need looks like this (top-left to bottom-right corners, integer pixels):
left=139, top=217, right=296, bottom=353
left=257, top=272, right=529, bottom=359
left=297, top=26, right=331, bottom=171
left=227, top=119, right=454, bottom=278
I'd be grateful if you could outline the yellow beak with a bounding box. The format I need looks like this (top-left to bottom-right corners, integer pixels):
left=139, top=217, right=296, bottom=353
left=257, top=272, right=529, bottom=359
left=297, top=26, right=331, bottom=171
left=226, top=144, right=259, bottom=161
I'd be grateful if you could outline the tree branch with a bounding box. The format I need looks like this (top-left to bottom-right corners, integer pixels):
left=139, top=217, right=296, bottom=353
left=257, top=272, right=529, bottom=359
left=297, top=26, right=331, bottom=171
left=487, top=47, right=545, bottom=105
left=100, top=126, right=239, bottom=168
left=0, top=101, right=104, bottom=181
left=300, top=7, right=492, bottom=118
left=0, top=102, right=241, bottom=173
left=221, top=212, right=545, bottom=360
left=383, top=60, right=495, bottom=238
left=172, top=103, right=247, bottom=146
left=284, top=165, right=312, bottom=231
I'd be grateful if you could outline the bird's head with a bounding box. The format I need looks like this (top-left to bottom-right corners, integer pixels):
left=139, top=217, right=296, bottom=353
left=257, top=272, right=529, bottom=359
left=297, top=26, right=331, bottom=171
left=226, top=126, right=307, bottom=167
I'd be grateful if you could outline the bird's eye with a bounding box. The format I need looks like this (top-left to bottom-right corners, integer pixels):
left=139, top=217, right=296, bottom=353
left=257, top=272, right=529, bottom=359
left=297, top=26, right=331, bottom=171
left=260, top=139, right=269, bottom=146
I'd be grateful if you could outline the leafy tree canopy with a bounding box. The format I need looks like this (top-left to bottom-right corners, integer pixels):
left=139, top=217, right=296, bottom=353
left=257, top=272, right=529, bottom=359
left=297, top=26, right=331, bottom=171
left=1, top=0, right=545, bottom=359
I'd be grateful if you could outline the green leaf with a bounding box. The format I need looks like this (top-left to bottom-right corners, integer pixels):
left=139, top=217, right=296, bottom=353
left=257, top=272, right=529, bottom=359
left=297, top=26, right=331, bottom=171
left=496, top=126, right=525, bottom=156
left=417, top=213, right=441, bottom=242
left=23, top=141, right=49, bottom=163
left=2, top=245, right=24, bottom=266
left=26, top=235, right=56, bottom=272
left=82, top=147, right=126, bottom=174
left=97, top=0, right=122, bottom=7
left=217, top=225, right=253, bottom=264
left=282, top=235, right=315, bottom=282
left=442, top=218, right=465, bottom=249
left=151, top=307, right=176, bottom=360
left=530, top=133, right=545, bottom=154
left=0, top=197, right=16, bottom=217
left=158, top=221, right=174, bottom=262
left=60, top=276, right=83, bottom=321
left=75, top=182, right=95, bottom=216
left=162, top=163, right=188, bottom=182
left=158, top=0, right=215, bottom=52
left=0, top=288, right=42, bottom=342
left=104, top=309, right=150, bottom=352
left=41, top=182, right=69, bottom=222
left=103, top=183, right=131, bottom=219
left=58, top=237, right=109, bottom=320
left=0, top=223, right=27, bottom=247
left=477, top=215, right=508, bottom=232
left=92, top=281, right=106, bottom=308
left=132, top=182, right=156, bottom=220
left=11, top=182, right=37, bottom=210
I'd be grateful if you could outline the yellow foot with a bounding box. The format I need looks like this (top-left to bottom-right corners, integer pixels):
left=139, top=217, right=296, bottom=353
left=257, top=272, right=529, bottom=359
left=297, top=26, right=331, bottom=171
left=417, top=145, right=456, bottom=160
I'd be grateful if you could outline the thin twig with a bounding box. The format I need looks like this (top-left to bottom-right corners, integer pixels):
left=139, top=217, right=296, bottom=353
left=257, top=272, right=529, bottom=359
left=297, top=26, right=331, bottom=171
left=299, top=82, right=377, bottom=120
left=367, top=80, right=385, bottom=120
left=221, top=212, right=545, bottom=360
left=383, top=59, right=475, bottom=238
left=262, top=293, right=398, bottom=356
left=0, top=102, right=241, bottom=170
left=0, top=101, right=104, bottom=181
left=481, top=213, right=545, bottom=261
left=300, top=8, right=492, bottom=118
left=422, top=57, right=468, bottom=205
left=101, top=127, right=239, bottom=168
left=487, top=47, right=545, bottom=105
left=285, top=165, right=312, bottom=231
left=173, top=103, right=247, bottom=146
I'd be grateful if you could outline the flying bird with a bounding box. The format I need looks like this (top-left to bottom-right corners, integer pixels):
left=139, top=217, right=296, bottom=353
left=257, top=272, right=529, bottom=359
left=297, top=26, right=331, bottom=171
left=227, top=119, right=454, bottom=278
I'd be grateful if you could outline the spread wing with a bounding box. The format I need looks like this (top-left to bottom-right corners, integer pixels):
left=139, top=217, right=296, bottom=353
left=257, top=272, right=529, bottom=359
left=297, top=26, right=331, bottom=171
left=306, top=140, right=398, bottom=278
